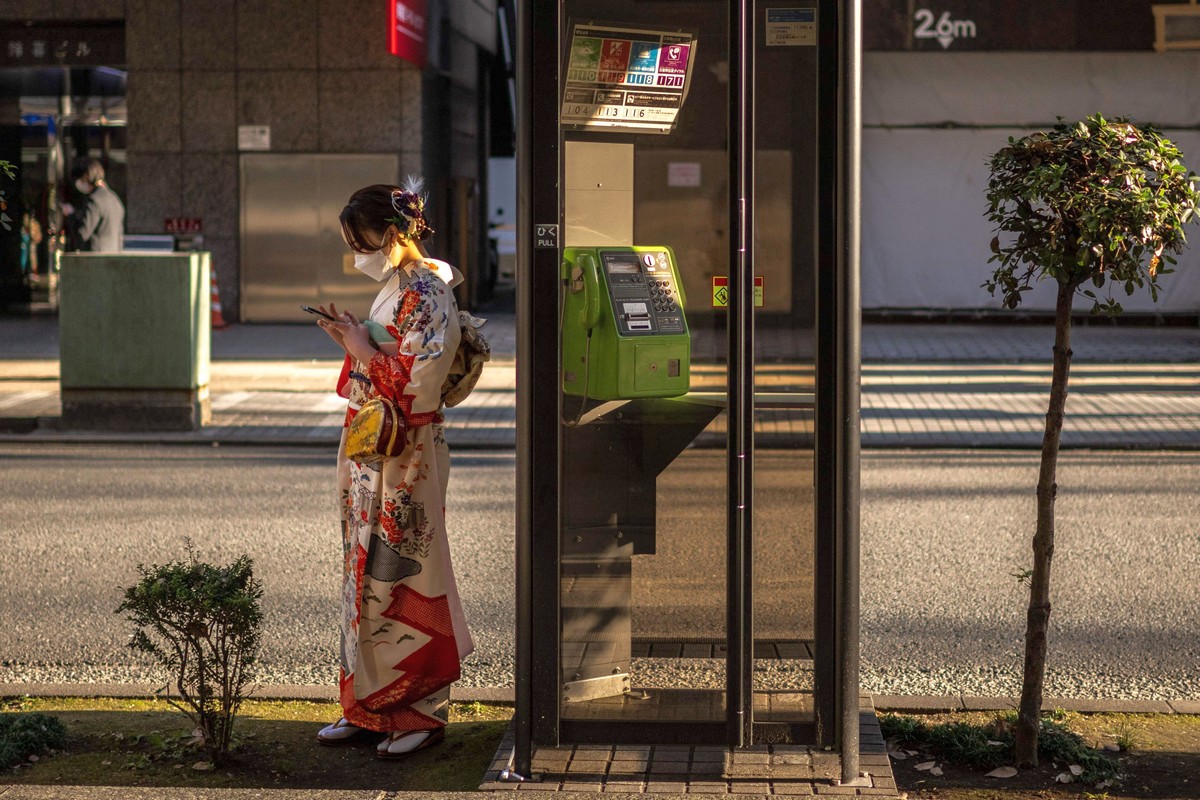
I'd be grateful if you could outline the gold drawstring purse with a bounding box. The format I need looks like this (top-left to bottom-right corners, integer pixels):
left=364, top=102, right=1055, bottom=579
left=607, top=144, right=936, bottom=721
left=345, top=397, right=407, bottom=467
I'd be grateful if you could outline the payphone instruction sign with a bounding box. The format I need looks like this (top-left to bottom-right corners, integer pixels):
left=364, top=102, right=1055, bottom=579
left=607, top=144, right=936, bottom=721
left=712, top=276, right=764, bottom=308
left=561, top=23, right=697, bottom=134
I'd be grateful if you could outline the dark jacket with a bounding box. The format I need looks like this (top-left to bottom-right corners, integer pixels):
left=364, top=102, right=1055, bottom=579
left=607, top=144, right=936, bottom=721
left=70, top=184, right=125, bottom=252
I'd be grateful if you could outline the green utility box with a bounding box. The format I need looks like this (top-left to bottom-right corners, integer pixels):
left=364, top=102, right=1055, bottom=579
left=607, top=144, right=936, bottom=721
left=561, top=246, right=690, bottom=400
left=59, top=252, right=212, bottom=431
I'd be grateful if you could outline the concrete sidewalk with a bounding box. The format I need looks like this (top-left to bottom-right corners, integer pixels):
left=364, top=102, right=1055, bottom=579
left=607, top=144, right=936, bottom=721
left=0, top=788, right=475, bottom=799
left=1, top=313, right=1198, bottom=449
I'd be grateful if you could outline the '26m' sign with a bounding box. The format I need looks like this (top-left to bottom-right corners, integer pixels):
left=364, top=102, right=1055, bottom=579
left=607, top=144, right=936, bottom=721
left=913, top=9, right=977, bottom=49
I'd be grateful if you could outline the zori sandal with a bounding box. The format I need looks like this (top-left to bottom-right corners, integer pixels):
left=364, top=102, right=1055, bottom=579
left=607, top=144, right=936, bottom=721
left=375, top=727, right=445, bottom=759
left=316, top=717, right=375, bottom=746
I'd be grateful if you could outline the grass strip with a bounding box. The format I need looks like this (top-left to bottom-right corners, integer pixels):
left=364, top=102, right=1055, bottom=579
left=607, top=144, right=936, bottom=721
left=1, top=696, right=512, bottom=790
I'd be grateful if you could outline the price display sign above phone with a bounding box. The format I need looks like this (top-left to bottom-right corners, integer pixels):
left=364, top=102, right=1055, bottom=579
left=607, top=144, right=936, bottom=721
left=560, top=22, right=697, bottom=135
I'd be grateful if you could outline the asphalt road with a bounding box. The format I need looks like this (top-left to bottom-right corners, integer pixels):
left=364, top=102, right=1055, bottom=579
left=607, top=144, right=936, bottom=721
left=0, top=444, right=515, bottom=689
left=1, top=444, right=1197, bottom=700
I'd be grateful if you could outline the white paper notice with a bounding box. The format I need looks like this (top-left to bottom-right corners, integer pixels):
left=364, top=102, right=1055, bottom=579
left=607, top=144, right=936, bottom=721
left=667, top=162, right=702, bottom=187
left=238, top=125, right=271, bottom=151
left=766, top=8, right=816, bottom=46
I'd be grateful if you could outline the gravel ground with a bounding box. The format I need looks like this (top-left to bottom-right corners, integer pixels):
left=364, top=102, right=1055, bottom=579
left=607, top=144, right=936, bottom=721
left=858, top=450, right=1200, bottom=701
left=2, top=446, right=1197, bottom=701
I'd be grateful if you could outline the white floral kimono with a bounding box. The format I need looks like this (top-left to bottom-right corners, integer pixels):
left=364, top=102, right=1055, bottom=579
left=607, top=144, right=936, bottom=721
left=335, top=258, right=474, bottom=733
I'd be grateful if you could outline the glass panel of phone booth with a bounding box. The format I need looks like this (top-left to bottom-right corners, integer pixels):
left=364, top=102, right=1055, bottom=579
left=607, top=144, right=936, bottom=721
left=559, top=0, right=731, bottom=725
left=751, top=5, right=819, bottom=727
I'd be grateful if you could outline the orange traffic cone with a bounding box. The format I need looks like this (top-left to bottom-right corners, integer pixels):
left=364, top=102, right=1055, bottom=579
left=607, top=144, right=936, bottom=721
left=211, top=271, right=228, bottom=329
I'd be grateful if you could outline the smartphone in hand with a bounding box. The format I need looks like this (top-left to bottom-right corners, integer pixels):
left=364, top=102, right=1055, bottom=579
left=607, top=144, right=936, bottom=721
left=301, top=305, right=336, bottom=321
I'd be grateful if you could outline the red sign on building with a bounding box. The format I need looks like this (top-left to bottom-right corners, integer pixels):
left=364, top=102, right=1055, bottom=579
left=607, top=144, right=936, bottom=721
left=389, top=0, right=427, bottom=67
left=164, top=217, right=203, bottom=234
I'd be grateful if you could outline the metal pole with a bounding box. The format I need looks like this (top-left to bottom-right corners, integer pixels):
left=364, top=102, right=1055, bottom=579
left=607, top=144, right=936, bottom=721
left=837, top=0, right=863, bottom=786
left=510, top=0, right=535, bottom=781
left=811, top=0, right=841, bottom=748
left=726, top=0, right=755, bottom=749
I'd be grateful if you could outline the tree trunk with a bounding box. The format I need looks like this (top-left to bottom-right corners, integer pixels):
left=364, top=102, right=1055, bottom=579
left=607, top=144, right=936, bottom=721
left=1014, top=280, right=1075, bottom=767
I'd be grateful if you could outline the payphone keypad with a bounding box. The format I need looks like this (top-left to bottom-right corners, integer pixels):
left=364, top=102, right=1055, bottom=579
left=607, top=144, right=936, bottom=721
left=601, top=250, right=685, bottom=335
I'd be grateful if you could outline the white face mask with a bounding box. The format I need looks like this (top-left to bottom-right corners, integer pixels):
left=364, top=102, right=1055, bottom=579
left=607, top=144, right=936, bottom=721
left=75, top=179, right=91, bottom=194
left=353, top=249, right=391, bottom=281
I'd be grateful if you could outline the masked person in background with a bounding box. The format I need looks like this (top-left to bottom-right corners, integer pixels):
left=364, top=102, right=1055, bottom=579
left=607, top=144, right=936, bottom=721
left=311, top=179, right=474, bottom=759
left=63, top=159, right=124, bottom=252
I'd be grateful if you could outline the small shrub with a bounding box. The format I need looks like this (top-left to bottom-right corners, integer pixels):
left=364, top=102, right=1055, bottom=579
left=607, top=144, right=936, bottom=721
left=879, top=713, right=929, bottom=744
left=925, top=720, right=1010, bottom=770
left=0, top=712, right=67, bottom=769
left=117, top=544, right=263, bottom=766
left=1111, top=721, right=1139, bottom=751
left=880, top=712, right=1118, bottom=783
left=1040, top=719, right=1119, bottom=782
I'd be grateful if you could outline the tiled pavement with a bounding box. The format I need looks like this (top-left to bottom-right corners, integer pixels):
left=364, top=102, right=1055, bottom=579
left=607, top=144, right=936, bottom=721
left=3, top=361, right=1195, bottom=449
left=2, top=313, right=1198, bottom=449
left=479, top=702, right=898, bottom=796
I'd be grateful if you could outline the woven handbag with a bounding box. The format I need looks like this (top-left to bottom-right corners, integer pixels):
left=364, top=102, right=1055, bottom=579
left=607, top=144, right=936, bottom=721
left=441, top=311, right=490, bottom=407
left=345, top=397, right=408, bottom=467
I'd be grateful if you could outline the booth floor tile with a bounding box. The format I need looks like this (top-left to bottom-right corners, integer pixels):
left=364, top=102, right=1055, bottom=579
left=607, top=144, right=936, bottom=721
left=480, top=707, right=900, bottom=797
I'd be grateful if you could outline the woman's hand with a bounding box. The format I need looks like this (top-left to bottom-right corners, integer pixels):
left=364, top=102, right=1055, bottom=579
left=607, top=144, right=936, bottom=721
left=315, top=303, right=348, bottom=351
left=317, top=307, right=378, bottom=365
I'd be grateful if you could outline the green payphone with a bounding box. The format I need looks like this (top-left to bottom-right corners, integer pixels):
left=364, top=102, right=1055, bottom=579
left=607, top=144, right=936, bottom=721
left=561, top=245, right=690, bottom=400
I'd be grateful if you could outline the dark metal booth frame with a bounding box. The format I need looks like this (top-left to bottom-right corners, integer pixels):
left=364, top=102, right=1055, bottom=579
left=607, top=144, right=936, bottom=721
left=513, top=0, right=862, bottom=785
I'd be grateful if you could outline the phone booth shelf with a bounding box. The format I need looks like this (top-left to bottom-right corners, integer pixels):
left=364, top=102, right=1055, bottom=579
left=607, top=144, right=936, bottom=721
left=506, top=0, right=869, bottom=792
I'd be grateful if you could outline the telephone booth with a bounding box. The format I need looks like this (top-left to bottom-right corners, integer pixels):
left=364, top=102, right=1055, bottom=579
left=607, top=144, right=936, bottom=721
left=513, top=0, right=862, bottom=786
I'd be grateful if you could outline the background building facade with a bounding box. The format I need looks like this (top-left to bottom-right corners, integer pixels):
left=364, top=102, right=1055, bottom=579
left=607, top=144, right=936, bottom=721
left=0, top=0, right=511, bottom=319
left=862, top=0, right=1200, bottom=316
left=2, top=1, right=1197, bottom=318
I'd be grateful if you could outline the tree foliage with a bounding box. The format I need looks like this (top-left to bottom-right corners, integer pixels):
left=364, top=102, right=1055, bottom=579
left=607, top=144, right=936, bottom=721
left=117, top=543, right=263, bottom=766
left=985, top=114, right=1199, bottom=313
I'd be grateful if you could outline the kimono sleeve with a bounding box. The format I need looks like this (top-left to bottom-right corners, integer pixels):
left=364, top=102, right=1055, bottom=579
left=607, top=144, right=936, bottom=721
left=365, top=276, right=452, bottom=427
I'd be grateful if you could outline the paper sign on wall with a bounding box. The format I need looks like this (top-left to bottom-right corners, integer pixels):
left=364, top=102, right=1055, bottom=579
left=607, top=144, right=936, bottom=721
left=238, top=125, right=271, bottom=151
left=766, top=8, right=817, bottom=46
left=667, top=162, right=702, bottom=187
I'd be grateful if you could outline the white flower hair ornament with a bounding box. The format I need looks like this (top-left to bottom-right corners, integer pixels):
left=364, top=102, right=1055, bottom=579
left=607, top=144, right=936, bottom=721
left=387, top=178, right=434, bottom=242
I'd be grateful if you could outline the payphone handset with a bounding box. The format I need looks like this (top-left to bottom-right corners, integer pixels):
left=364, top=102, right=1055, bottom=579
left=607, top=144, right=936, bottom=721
left=561, top=246, right=690, bottom=400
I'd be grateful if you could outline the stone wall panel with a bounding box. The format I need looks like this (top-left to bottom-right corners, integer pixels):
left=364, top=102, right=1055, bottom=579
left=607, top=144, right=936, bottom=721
left=182, top=71, right=236, bottom=152
left=126, top=71, right=182, bottom=153
left=126, top=0, right=180, bottom=69
left=237, top=0, right=317, bottom=70
left=237, top=70, right=319, bottom=152
left=181, top=0, right=236, bottom=69
left=181, top=153, right=238, bottom=239
left=125, top=152, right=182, bottom=233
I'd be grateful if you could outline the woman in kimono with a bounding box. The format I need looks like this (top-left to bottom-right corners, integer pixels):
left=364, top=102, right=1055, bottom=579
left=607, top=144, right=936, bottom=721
left=313, top=181, right=473, bottom=759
